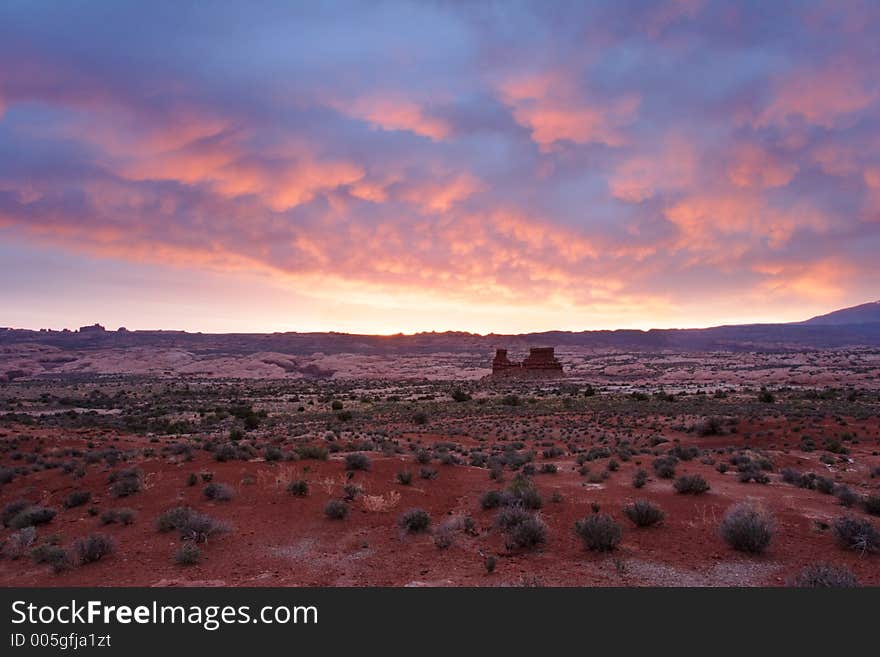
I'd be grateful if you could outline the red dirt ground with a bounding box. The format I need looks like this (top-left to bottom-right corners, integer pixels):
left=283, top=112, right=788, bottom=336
left=1, top=423, right=879, bottom=587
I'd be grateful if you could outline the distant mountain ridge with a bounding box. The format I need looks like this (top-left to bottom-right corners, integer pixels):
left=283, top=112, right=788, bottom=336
left=800, top=301, right=880, bottom=326
left=2, top=301, right=880, bottom=354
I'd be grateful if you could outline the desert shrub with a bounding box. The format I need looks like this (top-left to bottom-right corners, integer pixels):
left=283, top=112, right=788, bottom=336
left=720, top=503, right=774, bottom=554
left=415, top=449, right=431, bottom=464
left=505, top=515, right=547, bottom=550
left=632, top=469, right=648, bottom=488
left=2, top=500, right=32, bottom=527
left=788, top=563, right=858, bottom=588
left=832, top=516, right=879, bottom=553
left=863, top=495, right=880, bottom=516
left=395, top=470, right=413, bottom=485
left=575, top=514, right=621, bottom=552
left=324, top=499, right=349, bottom=520
left=758, top=388, right=775, bottom=403
left=540, top=463, right=558, bottom=474
left=0, top=466, right=15, bottom=485
left=344, top=453, right=371, bottom=471
left=674, top=474, right=710, bottom=495
left=203, top=482, right=234, bottom=501
left=8, top=505, right=56, bottom=529
left=419, top=467, right=438, bottom=480
left=623, top=500, right=665, bottom=527
left=156, top=506, right=228, bottom=542
left=175, top=542, right=201, bottom=566
left=481, top=490, right=504, bottom=510
left=331, top=400, right=344, bottom=410
left=100, top=508, right=136, bottom=525
left=156, top=506, right=196, bottom=533
left=451, top=388, right=471, bottom=402
left=297, top=445, right=329, bottom=460
left=814, top=476, right=835, bottom=495
left=737, top=468, right=770, bottom=484
left=4, top=527, right=37, bottom=559
left=484, top=555, right=497, bottom=573
left=31, top=544, right=72, bottom=573
left=835, top=486, right=859, bottom=508
left=287, top=480, right=309, bottom=496
left=413, top=411, right=428, bottom=425
left=495, top=505, right=532, bottom=530
left=697, top=416, right=723, bottom=436
left=652, top=456, right=677, bottom=479
left=74, top=533, right=115, bottom=564
left=186, top=473, right=198, bottom=487
left=110, top=474, right=142, bottom=498
left=433, top=525, right=455, bottom=549
left=399, top=508, right=431, bottom=533
left=63, top=491, right=92, bottom=509
left=264, top=446, right=283, bottom=462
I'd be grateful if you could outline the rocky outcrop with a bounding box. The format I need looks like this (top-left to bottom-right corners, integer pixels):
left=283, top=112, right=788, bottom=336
left=490, top=347, right=564, bottom=378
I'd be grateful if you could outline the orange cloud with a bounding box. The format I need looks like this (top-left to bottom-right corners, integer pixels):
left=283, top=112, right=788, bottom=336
left=727, top=143, right=798, bottom=188
left=610, top=135, right=697, bottom=202
left=398, top=172, right=484, bottom=213
left=754, top=258, right=854, bottom=301
left=665, top=192, right=830, bottom=251
left=757, top=61, right=876, bottom=128
left=334, top=95, right=451, bottom=141
left=498, top=72, right=639, bottom=150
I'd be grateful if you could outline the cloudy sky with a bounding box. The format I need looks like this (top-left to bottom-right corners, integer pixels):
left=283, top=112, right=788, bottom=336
left=1, top=0, right=878, bottom=333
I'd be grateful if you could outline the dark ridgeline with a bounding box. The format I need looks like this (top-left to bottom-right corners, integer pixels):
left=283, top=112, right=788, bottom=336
left=1, top=300, right=879, bottom=356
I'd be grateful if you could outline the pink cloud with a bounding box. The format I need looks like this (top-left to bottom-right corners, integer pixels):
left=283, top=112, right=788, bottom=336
left=610, top=135, right=697, bottom=202
left=498, top=72, right=639, bottom=150
left=333, top=95, right=451, bottom=141
left=727, top=143, right=798, bottom=189
left=757, top=61, right=877, bottom=128
left=398, top=172, right=484, bottom=213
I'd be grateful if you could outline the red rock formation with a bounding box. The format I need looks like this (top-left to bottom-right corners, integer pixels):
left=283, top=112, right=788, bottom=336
left=491, top=347, right=564, bottom=378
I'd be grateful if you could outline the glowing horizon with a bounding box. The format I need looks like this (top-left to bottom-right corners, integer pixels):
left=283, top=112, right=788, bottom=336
left=2, top=2, right=879, bottom=334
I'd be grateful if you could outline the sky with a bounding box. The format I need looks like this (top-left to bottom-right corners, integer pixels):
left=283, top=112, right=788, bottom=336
left=1, top=0, right=879, bottom=334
